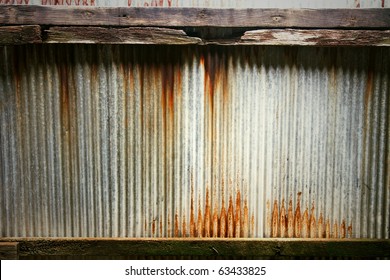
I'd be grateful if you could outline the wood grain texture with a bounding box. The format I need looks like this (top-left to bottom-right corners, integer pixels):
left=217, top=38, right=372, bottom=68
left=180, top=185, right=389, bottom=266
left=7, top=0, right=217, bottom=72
left=0, top=242, right=19, bottom=260
left=0, top=25, right=41, bottom=45
left=0, top=6, right=389, bottom=28
left=46, top=27, right=202, bottom=44
left=0, top=238, right=389, bottom=259
left=239, top=29, right=390, bottom=46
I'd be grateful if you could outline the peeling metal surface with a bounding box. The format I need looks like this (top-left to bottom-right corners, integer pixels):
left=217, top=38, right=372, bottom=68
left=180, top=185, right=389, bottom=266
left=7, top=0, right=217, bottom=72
left=0, top=45, right=389, bottom=238
left=1, top=0, right=389, bottom=8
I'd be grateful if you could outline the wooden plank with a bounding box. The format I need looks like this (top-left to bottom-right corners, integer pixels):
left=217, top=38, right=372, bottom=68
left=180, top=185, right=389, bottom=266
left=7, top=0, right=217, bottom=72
left=44, top=27, right=390, bottom=46
left=0, top=238, right=389, bottom=259
left=0, top=25, right=41, bottom=45
left=0, top=6, right=389, bottom=28
left=46, top=27, right=201, bottom=44
left=0, top=242, right=19, bottom=260
left=238, top=29, right=390, bottom=46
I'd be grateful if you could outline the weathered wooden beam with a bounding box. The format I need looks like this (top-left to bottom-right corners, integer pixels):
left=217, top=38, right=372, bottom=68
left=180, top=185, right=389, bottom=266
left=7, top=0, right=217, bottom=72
left=0, top=25, right=41, bottom=45
left=0, top=242, right=19, bottom=260
left=0, top=238, right=389, bottom=259
left=238, top=29, right=390, bottom=46
left=45, top=27, right=202, bottom=44
left=0, top=6, right=389, bottom=29
left=43, top=27, right=390, bottom=46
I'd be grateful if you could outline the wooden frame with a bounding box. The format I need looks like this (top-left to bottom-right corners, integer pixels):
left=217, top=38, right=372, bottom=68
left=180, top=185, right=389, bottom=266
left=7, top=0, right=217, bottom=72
left=0, top=5, right=389, bottom=45
left=1, top=238, right=390, bottom=259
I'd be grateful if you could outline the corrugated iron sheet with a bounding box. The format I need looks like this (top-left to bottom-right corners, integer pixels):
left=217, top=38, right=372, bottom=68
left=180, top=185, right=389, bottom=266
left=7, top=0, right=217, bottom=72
left=1, top=0, right=389, bottom=8
left=0, top=45, right=389, bottom=238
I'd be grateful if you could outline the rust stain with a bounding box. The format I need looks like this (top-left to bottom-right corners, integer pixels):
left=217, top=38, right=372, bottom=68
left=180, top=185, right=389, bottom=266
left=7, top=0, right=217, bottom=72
left=309, top=204, right=316, bottom=238
left=243, top=198, right=249, bottom=238
left=287, top=197, right=294, bottom=237
left=197, top=199, right=203, bottom=237
left=348, top=222, right=353, bottom=238
left=267, top=193, right=352, bottom=239
left=212, top=186, right=219, bottom=237
left=355, top=0, right=360, bottom=8
left=152, top=219, right=156, bottom=236
left=333, top=220, right=339, bottom=238
left=182, top=215, right=187, bottom=237
left=204, top=187, right=211, bottom=237
left=294, top=192, right=302, bottom=238
left=302, top=207, right=309, bottom=238
left=318, top=213, right=324, bottom=238
left=174, top=213, right=179, bottom=237
left=251, top=214, right=255, bottom=237
left=340, top=219, right=346, bottom=239
left=271, top=200, right=279, bottom=237
left=280, top=199, right=286, bottom=238
left=220, top=196, right=227, bottom=238
left=227, top=195, right=234, bottom=238
left=159, top=219, right=163, bottom=237
left=234, top=191, right=241, bottom=238
left=325, top=219, right=331, bottom=238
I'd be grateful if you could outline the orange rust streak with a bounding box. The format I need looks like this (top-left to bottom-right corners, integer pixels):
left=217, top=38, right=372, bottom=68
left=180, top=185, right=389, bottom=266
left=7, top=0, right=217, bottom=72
left=174, top=213, right=179, bottom=237
left=159, top=220, right=163, bottom=237
left=287, top=198, right=294, bottom=238
left=280, top=199, right=286, bottom=238
left=182, top=215, right=187, bottom=237
left=204, top=188, right=211, bottom=237
left=333, top=220, right=339, bottom=238
left=243, top=199, right=249, bottom=238
left=341, top=220, right=346, bottom=239
left=309, top=204, right=316, bottom=238
left=348, top=223, right=353, bottom=238
left=271, top=200, right=279, bottom=237
left=318, top=213, right=324, bottom=238
left=325, top=219, right=331, bottom=239
left=152, top=220, right=156, bottom=236
left=251, top=214, right=255, bottom=237
left=302, top=208, right=309, bottom=238
left=227, top=195, right=234, bottom=238
left=294, top=193, right=302, bottom=238
left=197, top=200, right=203, bottom=237
left=220, top=199, right=227, bottom=238
left=234, top=191, right=241, bottom=238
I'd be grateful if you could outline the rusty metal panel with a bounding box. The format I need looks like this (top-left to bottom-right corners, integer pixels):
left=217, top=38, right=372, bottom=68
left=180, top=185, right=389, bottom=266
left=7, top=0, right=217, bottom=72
left=0, top=45, right=389, bottom=239
left=2, top=0, right=389, bottom=8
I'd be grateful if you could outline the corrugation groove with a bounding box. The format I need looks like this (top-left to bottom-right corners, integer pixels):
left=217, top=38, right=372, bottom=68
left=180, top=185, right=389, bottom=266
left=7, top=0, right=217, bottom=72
left=0, top=45, right=389, bottom=238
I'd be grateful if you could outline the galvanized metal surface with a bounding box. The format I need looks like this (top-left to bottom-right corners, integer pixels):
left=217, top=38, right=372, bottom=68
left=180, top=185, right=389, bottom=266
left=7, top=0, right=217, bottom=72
left=1, top=0, right=389, bottom=8
left=0, top=45, right=389, bottom=239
